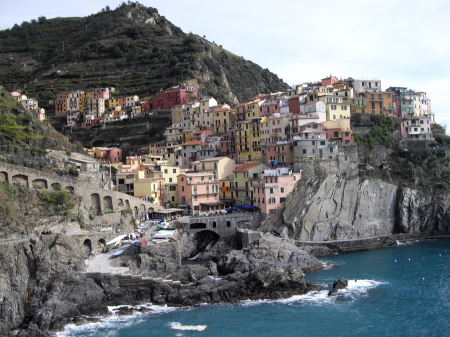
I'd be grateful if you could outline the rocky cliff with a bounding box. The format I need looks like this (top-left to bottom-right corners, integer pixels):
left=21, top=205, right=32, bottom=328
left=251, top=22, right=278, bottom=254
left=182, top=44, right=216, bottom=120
left=271, top=148, right=450, bottom=243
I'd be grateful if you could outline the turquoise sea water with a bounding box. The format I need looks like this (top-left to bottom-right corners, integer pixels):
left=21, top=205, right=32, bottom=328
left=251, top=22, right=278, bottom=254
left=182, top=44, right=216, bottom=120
left=59, top=240, right=450, bottom=337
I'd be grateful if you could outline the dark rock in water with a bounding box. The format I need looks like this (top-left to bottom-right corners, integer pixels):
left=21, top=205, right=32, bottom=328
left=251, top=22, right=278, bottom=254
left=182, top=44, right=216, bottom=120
left=328, top=279, right=348, bottom=296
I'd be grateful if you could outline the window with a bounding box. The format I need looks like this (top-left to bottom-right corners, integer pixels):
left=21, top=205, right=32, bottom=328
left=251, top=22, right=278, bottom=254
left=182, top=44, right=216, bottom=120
left=173, top=169, right=176, bottom=173
left=226, top=221, right=231, bottom=227
left=269, top=197, right=276, bottom=204
left=302, top=149, right=307, bottom=154
left=342, top=105, right=347, bottom=110
left=169, top=178, right=172, bottom=183
left=281, top=187, right=285, bottom=193
left=331, top=105, right=337, bottom=110
left=269, top=187, right=274, bottom=194
left=280, top=197, right=286, bottom=203
left=320, top=141, right=325, bottom=145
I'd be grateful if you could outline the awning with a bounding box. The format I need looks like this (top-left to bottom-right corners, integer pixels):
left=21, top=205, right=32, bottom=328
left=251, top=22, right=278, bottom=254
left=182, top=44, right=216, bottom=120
left=199, top=201, right=224, bottom=206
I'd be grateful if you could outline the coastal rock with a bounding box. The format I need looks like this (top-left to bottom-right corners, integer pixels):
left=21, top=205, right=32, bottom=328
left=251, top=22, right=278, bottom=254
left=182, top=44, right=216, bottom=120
left=328, top=279, right=348, bottom=296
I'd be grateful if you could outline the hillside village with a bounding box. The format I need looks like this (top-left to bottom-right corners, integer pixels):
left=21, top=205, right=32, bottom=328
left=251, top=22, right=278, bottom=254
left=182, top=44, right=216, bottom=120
left=10, top=75, right=436, bottom=216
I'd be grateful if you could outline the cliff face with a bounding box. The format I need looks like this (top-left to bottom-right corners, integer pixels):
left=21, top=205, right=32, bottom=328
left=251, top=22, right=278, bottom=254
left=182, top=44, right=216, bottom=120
left=279, top=155, right=450, bottom=242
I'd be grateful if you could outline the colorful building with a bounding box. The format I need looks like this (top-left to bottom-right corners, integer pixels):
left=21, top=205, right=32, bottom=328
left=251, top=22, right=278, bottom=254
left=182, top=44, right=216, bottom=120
left=177, top=172, right=222, bottom=214
left=148, top=86, right=199, bottom=111
left=253, top=167, right=301, bottom=215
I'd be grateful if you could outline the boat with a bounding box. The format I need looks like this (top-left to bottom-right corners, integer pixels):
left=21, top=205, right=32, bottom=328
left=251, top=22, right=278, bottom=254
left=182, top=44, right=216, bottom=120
left=106, top=235, right=127, bottom=246
left=111, top=249, right=124, bottom=257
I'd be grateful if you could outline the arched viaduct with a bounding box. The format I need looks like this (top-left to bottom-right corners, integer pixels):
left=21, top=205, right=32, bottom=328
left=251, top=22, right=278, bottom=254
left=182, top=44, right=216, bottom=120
left=0, top=161, right=162, bottom=217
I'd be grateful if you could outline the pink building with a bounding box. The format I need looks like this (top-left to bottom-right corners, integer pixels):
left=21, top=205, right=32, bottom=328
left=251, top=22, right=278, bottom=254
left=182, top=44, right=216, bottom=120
left=66, top=111, right=80, bottom=127
left=253, top=167, right=301, bottom=215
left=94, top=88, right=110, bottom=100
left=94, top=147, right=123, bottom=164
left=400, top=116, right=433, bottom=140
left=177, top=172, right=223, bottom=214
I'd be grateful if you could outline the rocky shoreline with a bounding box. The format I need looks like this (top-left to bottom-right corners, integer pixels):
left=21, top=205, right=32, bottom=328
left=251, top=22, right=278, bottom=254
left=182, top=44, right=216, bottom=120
left=2, top=229, right=449, bottom=336
left=0, top=232, right=322, bottom=336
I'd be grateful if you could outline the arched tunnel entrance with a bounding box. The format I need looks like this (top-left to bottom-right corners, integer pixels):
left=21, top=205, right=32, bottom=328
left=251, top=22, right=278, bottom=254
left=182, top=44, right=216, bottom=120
left=83, top=239, right=92, bottom=257
left=190, top=230, right=221, bottom=259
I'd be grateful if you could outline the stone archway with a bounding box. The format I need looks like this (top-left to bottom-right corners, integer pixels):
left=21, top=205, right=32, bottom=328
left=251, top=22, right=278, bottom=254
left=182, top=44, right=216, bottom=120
left=191, top=230, right=221, bottom=257
left=32, top=179, right=48, bottom=189
left=103, top=196, right=113, bottom=211
left=125, top=200, right=131, bottom=209
left=91, top=193, right=101, bottom=215
left=139, top=204, right=146, bottom=214
left=0, top=171, right=8, bottom=183
left=97, top=238, right=106, bottom=253
left=134, top=206, right=139, bottom=217
left=65, top=186, right=75, bottom=193
left=12, top=174, right=28, bottom=187
left=83, top=239, right=92, bottom=257
left=118, top=198, right=124, bottom=207
left=51, top=183, right=62, bottom=190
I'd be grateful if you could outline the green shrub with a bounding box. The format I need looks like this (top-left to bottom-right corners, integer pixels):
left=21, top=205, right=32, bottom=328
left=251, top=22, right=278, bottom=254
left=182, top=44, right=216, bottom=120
left=40, top=189, right=74, bottom=213
left=68, top=168, right=79, bottom=177
left=121, top=208, right=132, bottom=216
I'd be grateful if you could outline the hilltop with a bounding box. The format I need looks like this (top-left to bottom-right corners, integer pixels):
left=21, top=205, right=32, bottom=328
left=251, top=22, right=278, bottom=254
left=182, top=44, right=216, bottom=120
left=0, top=2, right=288, bottom=108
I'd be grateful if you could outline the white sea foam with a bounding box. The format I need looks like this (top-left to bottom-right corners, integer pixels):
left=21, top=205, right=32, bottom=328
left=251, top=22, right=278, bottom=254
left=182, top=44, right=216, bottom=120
left=208, top=276, right=223, bottom=281
left=239, top=279, right=384, bottom=307
left=321, top=261, right=338, bottom=270
left=57, top=304, right=183, bottom=336
left=170, top=322, right=207, bottom=331
left=397, top=240, right=420, bottom=246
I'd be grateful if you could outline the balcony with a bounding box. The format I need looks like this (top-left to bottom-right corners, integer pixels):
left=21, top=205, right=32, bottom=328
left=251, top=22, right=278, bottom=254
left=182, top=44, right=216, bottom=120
left=187, top=179, right=219, bottom=184
left=193, top=190, right=219, bottom=195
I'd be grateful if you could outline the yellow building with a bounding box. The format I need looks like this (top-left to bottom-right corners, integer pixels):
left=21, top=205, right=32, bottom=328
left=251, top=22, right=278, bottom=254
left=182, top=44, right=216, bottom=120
left=213, top=108, right=235, bottom=134
left=79, top=91, right=94, bottom=113
left=233, top=162, right=268, bottom=206
left=134, top=178, right=161, bottom=204
left=106, top=98, right=120, bottom=110
left=249, top=117, right=262, bottom=161
left=236, top=121, right=251, bottom=162
left=321, top=96, right=351, bottom=121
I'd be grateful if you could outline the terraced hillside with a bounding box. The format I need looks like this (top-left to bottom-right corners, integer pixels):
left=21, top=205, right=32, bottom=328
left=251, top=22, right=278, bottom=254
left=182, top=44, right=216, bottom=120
left=0, top=2, right=288, bottom=109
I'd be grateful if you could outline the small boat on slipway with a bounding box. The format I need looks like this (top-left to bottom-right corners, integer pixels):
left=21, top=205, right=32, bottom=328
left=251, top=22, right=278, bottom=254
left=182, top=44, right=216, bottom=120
left=111, top=249, right=124, bottom=258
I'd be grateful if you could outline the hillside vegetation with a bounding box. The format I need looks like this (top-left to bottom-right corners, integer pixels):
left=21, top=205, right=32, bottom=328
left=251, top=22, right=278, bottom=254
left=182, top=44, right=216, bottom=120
left=0, top=2, right=288, bottom=107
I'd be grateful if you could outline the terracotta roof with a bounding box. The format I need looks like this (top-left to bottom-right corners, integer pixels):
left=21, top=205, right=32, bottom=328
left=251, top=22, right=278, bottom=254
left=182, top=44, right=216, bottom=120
left=181, top=141, right=207, bottom=146
left=234, top=162, right=262, bottom=172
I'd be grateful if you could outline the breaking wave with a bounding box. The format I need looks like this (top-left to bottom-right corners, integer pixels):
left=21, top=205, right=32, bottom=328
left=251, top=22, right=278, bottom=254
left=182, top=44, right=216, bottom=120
left=239, top=279, right=385, bottom=307
left=57, top=304, right=182, bottom=336
left=170, top=322, right=207, bottom=331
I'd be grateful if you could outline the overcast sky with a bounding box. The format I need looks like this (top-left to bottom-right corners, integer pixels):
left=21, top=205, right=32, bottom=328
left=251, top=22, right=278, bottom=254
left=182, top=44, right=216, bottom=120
left=1, top=0, right=450, bottom=126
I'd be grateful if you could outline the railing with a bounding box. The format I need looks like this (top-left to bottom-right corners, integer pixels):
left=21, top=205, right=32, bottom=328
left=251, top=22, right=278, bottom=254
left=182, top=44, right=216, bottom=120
left=187, top=179, right=218, bottom=184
